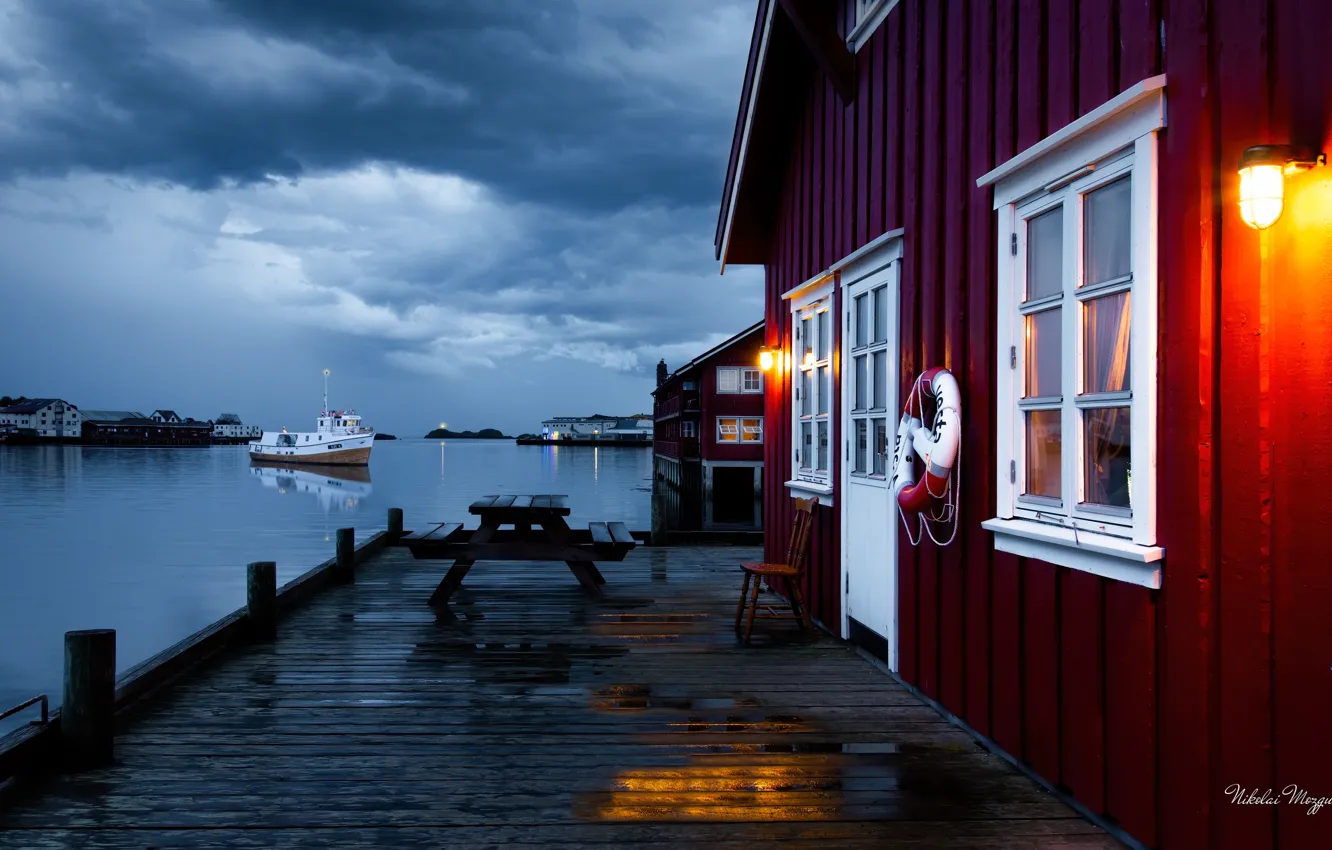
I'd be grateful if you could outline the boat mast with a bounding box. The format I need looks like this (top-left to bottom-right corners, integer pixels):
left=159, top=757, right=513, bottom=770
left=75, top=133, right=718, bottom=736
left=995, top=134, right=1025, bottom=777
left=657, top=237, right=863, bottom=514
left=323, top=368, right=330, bottom=415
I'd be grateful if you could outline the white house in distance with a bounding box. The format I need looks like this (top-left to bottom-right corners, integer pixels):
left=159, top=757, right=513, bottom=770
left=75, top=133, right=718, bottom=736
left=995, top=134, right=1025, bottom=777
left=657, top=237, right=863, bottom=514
left=540, top=414, right=652, bottom=441
left=212, top=413, right=261, bottom=439
left=0, top=399, right=81, bottom=438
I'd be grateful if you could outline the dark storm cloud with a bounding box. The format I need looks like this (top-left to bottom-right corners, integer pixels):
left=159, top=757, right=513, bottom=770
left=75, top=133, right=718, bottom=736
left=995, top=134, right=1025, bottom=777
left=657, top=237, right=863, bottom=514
left=2, top=0, right=738, bottom=212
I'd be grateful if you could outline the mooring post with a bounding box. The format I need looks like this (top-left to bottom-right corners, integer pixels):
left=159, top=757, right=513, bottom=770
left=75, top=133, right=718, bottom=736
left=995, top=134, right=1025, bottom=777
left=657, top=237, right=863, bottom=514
left=62, top=628, right=116, bottom=770
left=650, top=490, right=666, bottom=547
left=387, top=508, right=404, bottom=544
left=247, top=561, right=278, bottom=641
left=336, top=527, right=355, bottom=584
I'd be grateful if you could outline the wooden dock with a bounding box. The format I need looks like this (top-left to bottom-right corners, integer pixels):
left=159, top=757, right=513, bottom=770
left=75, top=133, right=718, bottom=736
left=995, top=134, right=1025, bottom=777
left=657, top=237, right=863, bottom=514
left=0, top=524, right=1116, bottom=848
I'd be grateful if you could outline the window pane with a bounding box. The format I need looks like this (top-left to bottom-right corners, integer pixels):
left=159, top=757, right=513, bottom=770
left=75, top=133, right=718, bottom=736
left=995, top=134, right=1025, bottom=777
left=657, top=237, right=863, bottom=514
left=1083, top=291, right=1131, bottom=393
left=817, top=420, right=829, bottom=470
left=873, top=285, right=887, bottom=343
left=801, top=316, right=813, bottom=362
left=1024, top=409, right=1061, bottom=499
left=801, top=370, right=811, bottom=415
left=872, top=350, right=887, bottom=409
left=855, top=294, right=869, bottom=347
left=873, top=418, right=888, bottom=475
left=818, top=310, right=830, bottom=360
left=1084, top=407, right=1131, bottom=508
left=1084, top=177, right=1132, bottom=287
left=718, top=368, right=739, bottom=393
left=1026, top=206, right=1064, bottom=301
left=854, top=355, right=867, bottom=410
left=817, top=366, right=829, bottom=415
left=801, top=422, right=813, bottom=469
left=1025, top=308, right=1061, bottom=398
left=854, top=419, right=868, bottom=473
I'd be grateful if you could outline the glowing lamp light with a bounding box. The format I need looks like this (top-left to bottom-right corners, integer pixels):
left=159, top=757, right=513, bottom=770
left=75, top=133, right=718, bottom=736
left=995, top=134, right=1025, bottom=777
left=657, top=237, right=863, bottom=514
left=1238, top=144, right=1325, bottom=230
left=802, top=350, right=815, bottom=368
left=758, top=346, right=775, bottom=372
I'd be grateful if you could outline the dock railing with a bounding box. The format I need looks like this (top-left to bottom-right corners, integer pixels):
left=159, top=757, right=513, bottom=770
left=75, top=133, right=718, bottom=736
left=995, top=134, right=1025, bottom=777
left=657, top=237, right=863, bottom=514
left=0, top=514, right=398, bottom=791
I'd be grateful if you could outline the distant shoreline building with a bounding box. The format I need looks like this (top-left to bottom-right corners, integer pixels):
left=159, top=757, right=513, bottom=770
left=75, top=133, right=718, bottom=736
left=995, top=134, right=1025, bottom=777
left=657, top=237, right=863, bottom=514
left=652, top=321, right=764, bottom=532
left=212, top=413, right=261, bottom=441
left=0, top=399, right=81, bottom=439
left=538, top=415, right=652, bottom=443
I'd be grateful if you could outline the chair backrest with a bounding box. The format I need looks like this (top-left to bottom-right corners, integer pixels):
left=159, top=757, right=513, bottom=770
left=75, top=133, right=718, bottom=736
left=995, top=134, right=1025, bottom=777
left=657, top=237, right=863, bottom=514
left=784, top=496, right=818, bottom=574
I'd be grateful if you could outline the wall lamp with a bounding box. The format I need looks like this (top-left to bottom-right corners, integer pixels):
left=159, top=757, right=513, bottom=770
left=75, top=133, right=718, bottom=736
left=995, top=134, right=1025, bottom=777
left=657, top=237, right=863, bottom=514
left=757, top=346, right=775, bottom=371
left=1238, top=144, right=1326, bottom=230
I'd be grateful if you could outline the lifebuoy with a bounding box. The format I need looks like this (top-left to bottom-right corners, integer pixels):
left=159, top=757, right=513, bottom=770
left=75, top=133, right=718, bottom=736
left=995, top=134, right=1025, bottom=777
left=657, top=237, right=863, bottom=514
left=891, top=367, right=962, bottom=545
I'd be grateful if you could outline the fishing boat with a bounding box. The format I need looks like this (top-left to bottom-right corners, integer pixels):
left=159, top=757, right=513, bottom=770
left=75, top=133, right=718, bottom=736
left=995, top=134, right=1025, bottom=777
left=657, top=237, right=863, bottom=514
left=248, top=370, right=374, bottom=466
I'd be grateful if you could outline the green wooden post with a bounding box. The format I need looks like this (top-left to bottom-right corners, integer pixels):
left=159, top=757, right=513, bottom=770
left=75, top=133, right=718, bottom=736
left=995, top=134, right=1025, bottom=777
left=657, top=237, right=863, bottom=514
left=336, top=527, right=355, bottom=584
left=387, top=508, right=404, bottom=544
left=62, top=629, right=116, bottom=770
left=247, top=561, right=277, bottom=641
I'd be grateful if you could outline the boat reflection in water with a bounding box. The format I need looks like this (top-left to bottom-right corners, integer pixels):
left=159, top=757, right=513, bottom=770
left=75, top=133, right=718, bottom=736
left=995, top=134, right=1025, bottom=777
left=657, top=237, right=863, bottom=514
left=249, top=462, right=372, bottom=512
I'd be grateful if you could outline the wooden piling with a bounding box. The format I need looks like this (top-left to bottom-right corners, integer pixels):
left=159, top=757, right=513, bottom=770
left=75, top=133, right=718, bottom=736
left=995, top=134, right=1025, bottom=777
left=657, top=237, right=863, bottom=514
left=246, top=561, right=277, bottom=641
left=62, top=629, right=116, bottom=770
left=335, top=528, right=355, bottom=584
left=387, top=508, right=404, bottom=544
left=650, top=491, right=666, bottom=546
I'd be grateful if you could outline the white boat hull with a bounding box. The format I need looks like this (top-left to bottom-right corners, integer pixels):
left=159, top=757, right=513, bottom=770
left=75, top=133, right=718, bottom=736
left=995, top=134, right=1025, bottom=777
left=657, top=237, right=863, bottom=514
left=248, top=432, right=374, bottom=466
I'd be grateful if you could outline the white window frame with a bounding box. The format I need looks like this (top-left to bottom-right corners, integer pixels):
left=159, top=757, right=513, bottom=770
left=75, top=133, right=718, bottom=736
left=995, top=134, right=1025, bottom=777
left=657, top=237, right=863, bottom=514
left=785, top=277, right=836, bottom=498
left=716, top=367, right=741, bottom=394
left=977, top=75, right=1167, bottom=589
left=717, top=417, right=739, bottom=442
left=847, top=0, right=898, bottom=53
left=741, top=368, right=763, bottom=393
left=740, top=416, right=764, bottom=444
left=681, top=420, right=697, bottom=439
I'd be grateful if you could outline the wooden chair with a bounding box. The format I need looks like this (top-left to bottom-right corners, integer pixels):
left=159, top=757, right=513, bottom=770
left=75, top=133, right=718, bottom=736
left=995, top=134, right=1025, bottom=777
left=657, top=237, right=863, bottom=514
left=735, top=496, right=818, bottom=644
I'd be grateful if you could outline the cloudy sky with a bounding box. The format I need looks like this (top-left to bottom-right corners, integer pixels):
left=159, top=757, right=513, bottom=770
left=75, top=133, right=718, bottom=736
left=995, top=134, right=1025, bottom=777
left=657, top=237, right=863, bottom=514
left=0, top=0, right=762, bottom=436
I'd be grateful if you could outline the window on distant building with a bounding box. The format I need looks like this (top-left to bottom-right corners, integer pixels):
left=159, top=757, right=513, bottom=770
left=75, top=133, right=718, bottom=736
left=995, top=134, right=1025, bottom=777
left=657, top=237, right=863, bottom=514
left=717, top=367, right=741, bottom=394
left=848, top=0, right=897, bottom=53
left=741, top=368, right=763, bottom=393
left=682, top=420, right=696, bottom=439
left=741, top=417, right=763, bottom=443
left=717, top=417, right=738, bottom=442
left=979, top=76, right=1166, bottom=589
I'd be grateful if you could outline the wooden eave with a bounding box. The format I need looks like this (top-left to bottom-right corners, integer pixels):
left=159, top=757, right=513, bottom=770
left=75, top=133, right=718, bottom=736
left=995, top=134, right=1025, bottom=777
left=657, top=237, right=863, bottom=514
left=715, top=0, right=855, bottom=270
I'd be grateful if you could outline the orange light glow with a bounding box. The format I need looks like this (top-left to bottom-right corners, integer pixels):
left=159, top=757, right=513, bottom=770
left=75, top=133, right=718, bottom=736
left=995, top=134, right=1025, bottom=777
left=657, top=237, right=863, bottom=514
left=758, top=347, right=775, bottom=371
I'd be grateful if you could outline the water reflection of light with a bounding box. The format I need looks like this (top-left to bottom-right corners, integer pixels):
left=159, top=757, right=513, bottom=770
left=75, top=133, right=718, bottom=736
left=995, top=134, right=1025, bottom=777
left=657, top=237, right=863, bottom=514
left=593, top=447, right=599, bottom=481
left=440, top=442, right=446, bottom=478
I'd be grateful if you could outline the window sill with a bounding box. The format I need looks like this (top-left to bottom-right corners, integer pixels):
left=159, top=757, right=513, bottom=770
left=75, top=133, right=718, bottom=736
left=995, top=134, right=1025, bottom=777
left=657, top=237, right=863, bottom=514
left=981, top=516, right=1163, bottom=589
left=786, top=479, right=834, bottom=505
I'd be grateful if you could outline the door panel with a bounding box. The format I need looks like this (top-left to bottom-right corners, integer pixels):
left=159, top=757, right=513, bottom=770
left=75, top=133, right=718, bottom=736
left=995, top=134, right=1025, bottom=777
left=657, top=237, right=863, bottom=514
left=841, top=263, right=899, bottom=669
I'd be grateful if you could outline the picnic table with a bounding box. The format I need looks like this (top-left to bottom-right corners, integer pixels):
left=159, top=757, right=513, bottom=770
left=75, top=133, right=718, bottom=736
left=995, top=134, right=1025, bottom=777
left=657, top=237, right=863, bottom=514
left=400, top=495, right=637, bottom=604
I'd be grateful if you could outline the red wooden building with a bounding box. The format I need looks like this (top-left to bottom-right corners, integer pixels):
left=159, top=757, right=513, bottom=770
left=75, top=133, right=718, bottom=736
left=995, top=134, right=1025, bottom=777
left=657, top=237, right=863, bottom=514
left=716, top=1, right=1332, bottom=848
left=652, top=321, right=766, bottom=532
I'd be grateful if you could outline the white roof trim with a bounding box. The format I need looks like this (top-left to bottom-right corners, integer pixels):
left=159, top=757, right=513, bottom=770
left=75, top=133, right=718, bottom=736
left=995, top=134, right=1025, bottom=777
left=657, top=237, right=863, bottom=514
left=782, top=227, right=905, bottom=300
left=846, top=0, right=899, bottom=53
left=719, top=0, right=777, bottom=274
left=977, top=74, right=1167, bottom=198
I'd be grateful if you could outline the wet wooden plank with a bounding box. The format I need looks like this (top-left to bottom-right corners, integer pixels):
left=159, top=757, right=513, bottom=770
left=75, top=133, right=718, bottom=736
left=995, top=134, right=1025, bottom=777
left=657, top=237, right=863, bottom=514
left=399, top=523, right=445, bottom=542
left=607, top=522, right=635, bottom=546
left=0, top=545, right=1108, bottom=847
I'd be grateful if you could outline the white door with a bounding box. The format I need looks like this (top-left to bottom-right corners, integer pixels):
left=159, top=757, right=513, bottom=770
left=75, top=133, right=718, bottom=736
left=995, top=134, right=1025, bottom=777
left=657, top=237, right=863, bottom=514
left=841, top=262, right=899, bottom=668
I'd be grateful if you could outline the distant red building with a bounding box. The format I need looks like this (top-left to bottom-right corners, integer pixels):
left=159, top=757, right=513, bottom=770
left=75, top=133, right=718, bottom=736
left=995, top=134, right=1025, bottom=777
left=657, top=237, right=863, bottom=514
left=652, top=321, right=765, bottom=532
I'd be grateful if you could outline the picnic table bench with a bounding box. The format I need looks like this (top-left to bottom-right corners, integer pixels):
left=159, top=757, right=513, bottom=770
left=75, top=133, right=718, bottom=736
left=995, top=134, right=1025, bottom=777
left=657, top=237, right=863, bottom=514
left=400, top=495, right=636, bottom=604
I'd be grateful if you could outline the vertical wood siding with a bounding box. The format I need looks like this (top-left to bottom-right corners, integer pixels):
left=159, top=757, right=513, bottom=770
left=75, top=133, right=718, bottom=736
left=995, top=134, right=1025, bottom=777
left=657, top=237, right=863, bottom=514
left=753, top=0, right=1332, bottom=847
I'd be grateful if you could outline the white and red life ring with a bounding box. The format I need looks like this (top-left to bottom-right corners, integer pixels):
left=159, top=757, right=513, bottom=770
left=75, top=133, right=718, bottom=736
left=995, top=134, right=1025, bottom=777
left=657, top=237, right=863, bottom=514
left=891, top=366, right=962, bottom=546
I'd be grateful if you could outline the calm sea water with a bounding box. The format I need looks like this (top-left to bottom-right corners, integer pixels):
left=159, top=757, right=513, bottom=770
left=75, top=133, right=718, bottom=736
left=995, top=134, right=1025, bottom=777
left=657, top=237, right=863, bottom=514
left=0, top=439, right=652, bottom=734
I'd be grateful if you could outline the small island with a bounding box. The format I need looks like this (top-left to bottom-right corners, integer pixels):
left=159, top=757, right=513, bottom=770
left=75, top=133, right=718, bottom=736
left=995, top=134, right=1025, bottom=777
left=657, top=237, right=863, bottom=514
left=424, top=428, right=511, bottom=439
left=373, top=433, right=398, bottom=441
